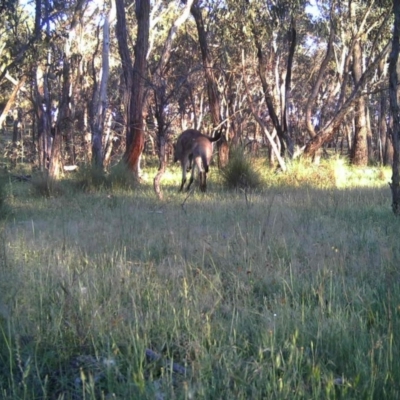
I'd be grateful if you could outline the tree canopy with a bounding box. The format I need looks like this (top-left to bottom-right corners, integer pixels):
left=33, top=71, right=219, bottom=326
left=0, top=0, right=396, bottom=187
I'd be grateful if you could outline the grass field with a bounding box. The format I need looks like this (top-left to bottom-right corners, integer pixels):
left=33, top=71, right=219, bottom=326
left=0, top=158, right=399, bottom=399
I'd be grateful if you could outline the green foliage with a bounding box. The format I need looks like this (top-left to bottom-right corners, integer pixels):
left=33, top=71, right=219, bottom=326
left=221, top=147, right=263, bottom=190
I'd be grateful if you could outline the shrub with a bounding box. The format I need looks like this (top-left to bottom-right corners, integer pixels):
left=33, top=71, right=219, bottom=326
left=221, top=147, right=263, bottom=190
left=107, top=162, right=136, bottom=190
left=75, top=164, right=108, bottom=191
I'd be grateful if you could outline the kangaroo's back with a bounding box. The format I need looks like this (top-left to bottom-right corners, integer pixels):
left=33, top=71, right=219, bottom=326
left=174, top=129, right=202, bottom=163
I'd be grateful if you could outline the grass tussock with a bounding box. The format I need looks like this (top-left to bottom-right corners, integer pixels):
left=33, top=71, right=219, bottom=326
left=75, top=163, right=108, bottom=191
left=107, top=162, right=137, bottom=190
left=0, top=174, right=10, bottom=218
left=30, top=172, right=64, bottom=197
left=74, top=162, right=136, bottom=192
left=0, top=160, right=399, bottom=399
left=221, top=147, right=263, bottom=190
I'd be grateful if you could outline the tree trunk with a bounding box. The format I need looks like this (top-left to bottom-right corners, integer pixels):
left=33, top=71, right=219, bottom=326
left=152, top=0, right=194, bottom=198
left=49, top=52, right=70, bottom=179
left=91, top=3, right=115, bottom=169
left=242, top=55, right=286, bottom=172
left=190, top=1, right=228, bottom=167
left=385, top=117, right=394, bottom=165
left=389, top=0, right=400, bottom=215
left=115, top=0, right=133, bottom=153
left=49, top=0, right=86, bottom=180
left=35, top=60, right=52, bottom=172
left=378, top=57, right=392, bottom=165
left=304, top=42, right=390, bottom=160
left=305, top=20, right=335, bottom=140
left=250, top=16, right=295, bottom=157
left=303, top=3, right=390, bottom=161
left=350, top=39, right=368, bottom=166
left=118, top=0, right=149, bottom=178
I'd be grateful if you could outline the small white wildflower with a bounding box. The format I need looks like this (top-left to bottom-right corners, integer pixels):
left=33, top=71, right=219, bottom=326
left=80, top=287, right=88, bottom=295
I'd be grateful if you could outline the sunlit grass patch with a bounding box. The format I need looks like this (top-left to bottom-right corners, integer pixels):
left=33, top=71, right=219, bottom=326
left=333, top=158, right=391, bottom=188
left=259, top=157, right=392, bottom=190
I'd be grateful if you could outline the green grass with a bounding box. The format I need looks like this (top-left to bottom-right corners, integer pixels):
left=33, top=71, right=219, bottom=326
left=0, top=158, right=399, bottom=399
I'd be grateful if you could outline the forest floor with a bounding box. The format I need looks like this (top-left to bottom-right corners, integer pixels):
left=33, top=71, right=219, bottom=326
left=0, top=160, right=399, bottom=399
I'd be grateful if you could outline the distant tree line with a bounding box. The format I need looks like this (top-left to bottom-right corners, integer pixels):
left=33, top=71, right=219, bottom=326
left=1, top=0, right=400, bottom=207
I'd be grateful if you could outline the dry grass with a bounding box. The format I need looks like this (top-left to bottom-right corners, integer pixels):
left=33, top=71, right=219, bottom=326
left=0, top=159, right=399, bottom=399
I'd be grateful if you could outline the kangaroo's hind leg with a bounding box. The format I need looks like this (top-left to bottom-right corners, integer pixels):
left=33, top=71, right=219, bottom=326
left=186, top=155, right=201, bottom=191
left=199, top=171, right=207, bottom=192
left=179, top=155, right=190, bottom=192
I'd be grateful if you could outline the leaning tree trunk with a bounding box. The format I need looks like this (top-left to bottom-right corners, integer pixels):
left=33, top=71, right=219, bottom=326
left=304, top=42, right=390, bottom=160
left=249, top=13, right=295, bottom=158
left=389, top=0, right=400, bottom=215
left=124, top=0, right=150, bottom=178
left=0, top=75, right=26, bottom=128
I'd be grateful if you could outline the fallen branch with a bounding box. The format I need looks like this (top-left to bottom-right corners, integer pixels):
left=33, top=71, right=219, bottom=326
left=10, top=174, right=31, bottom=182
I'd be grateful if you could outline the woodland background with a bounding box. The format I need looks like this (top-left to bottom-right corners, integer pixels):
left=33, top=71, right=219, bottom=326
left=1, top=0, right=400, bottom=202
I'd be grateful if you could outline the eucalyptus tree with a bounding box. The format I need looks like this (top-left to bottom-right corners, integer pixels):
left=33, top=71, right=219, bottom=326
left=116, top=0, right=150, bottom=178
left=0, top=0, right=35, bottom=128
left=188, top=0, right=229, bottom=167
left=27, top=0, right=107, bottom=175
left=378, top=56, right=392, bottom=165
left=302, top=0, right=391, bottom=161
left=218, top=0, right=309, bottom=168
left=0, top=0, right=37, bottom=83
left=48, top=0, right=89, bottom=179
left=389, top=0, right=400, bottom=215
left=150, top=0, right=195, bottom=199
left=90, top=1, right=116, bottom=168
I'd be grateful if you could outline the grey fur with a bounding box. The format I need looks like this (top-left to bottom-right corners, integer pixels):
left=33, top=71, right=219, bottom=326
left=174, top=129, right=221, bottom=192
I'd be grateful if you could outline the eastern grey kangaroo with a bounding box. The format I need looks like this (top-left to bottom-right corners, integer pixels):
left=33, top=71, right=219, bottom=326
left=174, top=128, right=222, bottom=192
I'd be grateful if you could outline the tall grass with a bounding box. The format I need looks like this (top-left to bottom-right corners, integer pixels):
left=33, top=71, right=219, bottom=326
left=0, top=159, right=398, bottom=399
